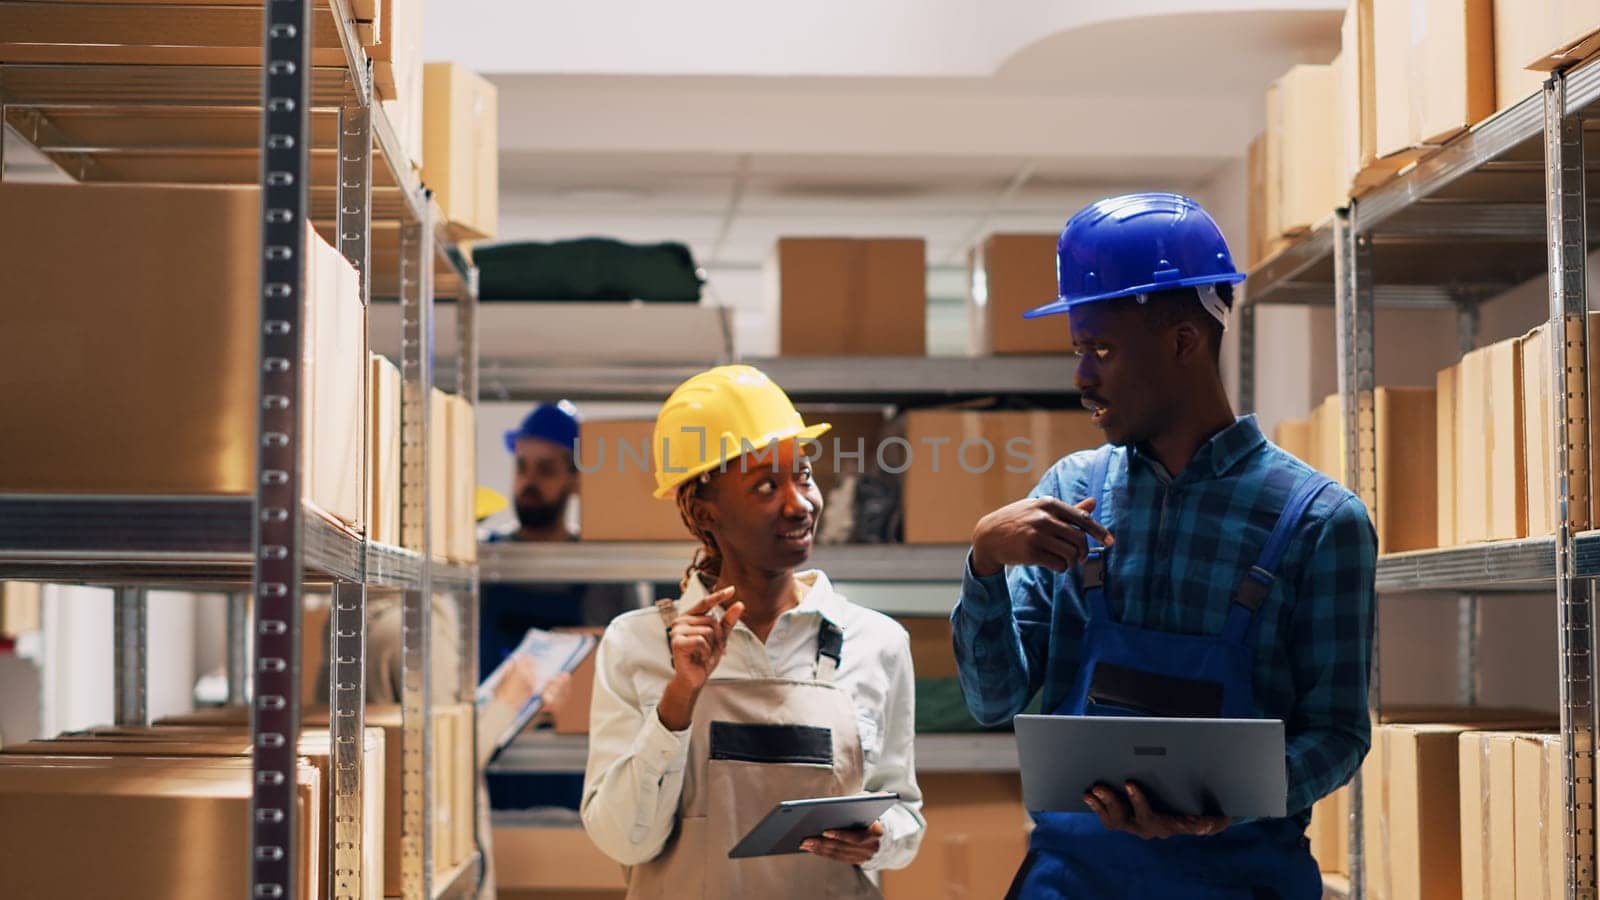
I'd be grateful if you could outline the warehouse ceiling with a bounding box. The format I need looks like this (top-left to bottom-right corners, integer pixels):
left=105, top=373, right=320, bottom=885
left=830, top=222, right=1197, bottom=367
left=434, top=1, right=1342, bottom=272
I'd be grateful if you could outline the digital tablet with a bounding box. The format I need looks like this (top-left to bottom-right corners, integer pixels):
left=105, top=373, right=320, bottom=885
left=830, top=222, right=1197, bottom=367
left=727, top=792, right=900, bottom=859
left=1014, top=715, right=1287, bottom=819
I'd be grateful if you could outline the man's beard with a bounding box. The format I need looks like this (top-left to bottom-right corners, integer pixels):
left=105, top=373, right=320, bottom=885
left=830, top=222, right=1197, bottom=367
left=516, top=493, right=568, bottom=531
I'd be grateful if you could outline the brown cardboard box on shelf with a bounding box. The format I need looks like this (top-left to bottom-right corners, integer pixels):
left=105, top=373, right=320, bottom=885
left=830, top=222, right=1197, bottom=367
left=1521, top=0, right=1600, bottom=72
left=0, top=582, right=42, bottom=638
left=0, top=183, right=364, bottom=528
left=1361, top=711, right=1554, bottom=900
left=901, top=410, right=1102, bottom=544
left=769, top=238, right=926, bottom=357
left=1520, top=314, right=1600, bottom=537
left=1342, top=0, right=1412, bottom=191
left=1247, top=133, right=1267, bottom=266
left=1309, top=783, right=1351, bottom=875
left=881, top=773, right=1031, bottom=900
left=967, top=234, right=1072, bottom=355
left=1437, top=365, right=1458, bottom=547
left=1458, top=730, right=1521, bottom=900
left=1479, top=339, right=1526, bottom=541
left=1513, top=734, right=1566, bottom=900
left=494, top=823, right=627, bottom=892
left=423, top=63, right=500, bottom=240
left=1266, top=64, right=1341, bottom=236
left=0, top=755, right=320, bottom=900
left=446, top=394, right=478, bottom=563
left=369, top=354, right=403, bottom=546
left=578, top=420, right=688, bottom=541
left=423, top=387, right=451, bottom=556
left=1273, top=417, right=1313, bottom=464
left=1493, top=0, right=1559, bottom=107
left=809, top=409, right=887, bottom=504
left=896, top=615, right=957, bottom=679
left=372, top=0, right=424, bottom=166
left=1310, top=393, right=1346, bottom=484
left=1374, top=0, right=1494, bottom=153
left=1264, top=81, right=1285, bottom=241
left=7, top=725, right=385, bottom=900
left=1376, top=387, right=1438, bottom=554
left=553, top=627, right=606, bottom=735
left=0, top=4, right=356, bottom=69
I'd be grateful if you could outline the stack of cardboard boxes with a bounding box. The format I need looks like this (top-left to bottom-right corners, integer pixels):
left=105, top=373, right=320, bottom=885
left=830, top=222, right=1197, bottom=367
left=1307, top=708, right=1558, bottom=896
left=1273, top=310, right=1600, bottom=554
left=1249, top=0, right=1600, bottom=264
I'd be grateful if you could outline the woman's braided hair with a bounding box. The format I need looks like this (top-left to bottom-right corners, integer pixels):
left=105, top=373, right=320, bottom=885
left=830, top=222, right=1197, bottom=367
left=675, top=472, right=722, bottom=592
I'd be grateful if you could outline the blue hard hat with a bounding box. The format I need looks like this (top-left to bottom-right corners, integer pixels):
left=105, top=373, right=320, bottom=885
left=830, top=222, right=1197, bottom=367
left=1024, top=192, right=1245, bottom=319
left=504, top=401, right=580, bottom=454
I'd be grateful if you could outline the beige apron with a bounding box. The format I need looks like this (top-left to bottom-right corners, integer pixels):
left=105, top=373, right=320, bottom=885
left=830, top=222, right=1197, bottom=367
left=625, top=602, right=881, bottom=900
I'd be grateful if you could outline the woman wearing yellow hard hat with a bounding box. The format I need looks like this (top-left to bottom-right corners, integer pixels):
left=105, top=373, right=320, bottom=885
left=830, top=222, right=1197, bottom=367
left=579, top=365, right=925, bottom=898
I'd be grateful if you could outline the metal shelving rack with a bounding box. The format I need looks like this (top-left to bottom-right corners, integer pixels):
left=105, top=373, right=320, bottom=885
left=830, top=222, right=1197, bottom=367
left=0, top=4, right=480, bottom=899
left=1242, top=63, right=1600, bottom=900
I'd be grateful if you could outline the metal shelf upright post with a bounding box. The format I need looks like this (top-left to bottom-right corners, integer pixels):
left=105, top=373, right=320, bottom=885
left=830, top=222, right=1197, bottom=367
left=399, top=190, right=436, bottom=900
left=1544, top=71, right=1598, bottom=898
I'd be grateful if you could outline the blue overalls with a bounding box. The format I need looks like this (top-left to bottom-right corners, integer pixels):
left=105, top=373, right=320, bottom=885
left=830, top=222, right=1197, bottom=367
left=1008, top=446, right=1334, bottom=900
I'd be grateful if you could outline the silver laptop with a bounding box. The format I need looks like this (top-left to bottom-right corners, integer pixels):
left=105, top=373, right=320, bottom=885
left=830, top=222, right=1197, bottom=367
left=1014, top=715, right=1287, bottom=819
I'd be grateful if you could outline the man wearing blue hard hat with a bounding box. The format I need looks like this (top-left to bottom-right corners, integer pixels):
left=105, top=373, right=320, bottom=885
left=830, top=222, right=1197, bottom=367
left=952, top=193, right=1376, bottom=898
left=499, top=400, right=583, bottom=542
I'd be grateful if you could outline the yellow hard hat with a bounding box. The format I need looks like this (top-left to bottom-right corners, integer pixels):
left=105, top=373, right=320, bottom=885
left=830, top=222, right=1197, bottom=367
left=475, top=486, right=509, bottom=521
left=652, top=365, right=830, bottom=499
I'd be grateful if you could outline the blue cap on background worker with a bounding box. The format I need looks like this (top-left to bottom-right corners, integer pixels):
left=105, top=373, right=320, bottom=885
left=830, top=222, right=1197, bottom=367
left=953, top=192, right=1376, bottom=899
left=498, top=400, right=581, bottom=543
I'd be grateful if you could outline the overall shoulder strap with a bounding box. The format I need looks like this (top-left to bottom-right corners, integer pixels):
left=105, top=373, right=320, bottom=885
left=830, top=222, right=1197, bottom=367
left=1079, top=445, right=1116, bottom=620
left=1221, top=471, right=1337, bottom=645
left=814, top=618, right=844, bottom=682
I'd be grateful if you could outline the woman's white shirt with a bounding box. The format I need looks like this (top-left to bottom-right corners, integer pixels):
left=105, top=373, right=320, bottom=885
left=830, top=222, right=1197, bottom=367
left=579, top=570, right=925, bottom=870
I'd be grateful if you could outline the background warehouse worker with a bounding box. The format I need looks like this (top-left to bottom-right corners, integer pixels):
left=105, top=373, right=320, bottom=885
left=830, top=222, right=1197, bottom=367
left=581, top=365, right=924, bottom=898
left=952, top=193, right=1376, bottom=899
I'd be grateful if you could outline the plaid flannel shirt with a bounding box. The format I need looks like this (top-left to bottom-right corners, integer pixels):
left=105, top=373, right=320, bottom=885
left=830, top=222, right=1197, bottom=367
left=952, top=416, right=1376, bottom=820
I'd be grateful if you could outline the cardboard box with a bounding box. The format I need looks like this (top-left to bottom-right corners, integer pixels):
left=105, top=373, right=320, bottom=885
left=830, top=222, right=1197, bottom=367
left=1343, top=0, right=1418, bottom=190
left=1514, top=734, right=1566, bottom=900
left=900, top=410, right=1102, bottom=544
left=769, top=238, right=927, bottom=357
left=1310, top=393, right=1347, bottom=484
left=369, top=354, right=402, bottom=546
left=0, top=755, right=319, bottom=900
left=1438, top=365, right=1458, bottom=547
left=1454, top=344, right=1493, bottom=543
left=1458, top=730, right=1520, bottom=900
left=808, top=409, right=887, bottom=507
left=0, top=183, right=364, bottom=527
left=10, top=725, right=385, bottom=900
left=0, top=582, right=42, bottom=638
left=1267, top=65, right=1342, bottom=236
left=1364, top=713, right=1554, bottom=900
left=372, top=0, right=424, bottom=167
left=1273, top=417, right=1313, bottom=464
left=494, top=824, right=627, bottom=891
left=1246, top=132, right=1269, bottom=267
left=577, top=419, right=689, bottom=541
left=1376, top=387, right=1438, bottom=553
left=896, top=615, right=957, bottom=679
left=446, top=394, right=478, bottom=563
left=1310, top=783, right=1352, bottom=875
left=1522, top=0, right=1600, bottom=71
left=967, top=234, right=1072, bottom=355
left=881, top=773, right=1030, bottom=900
left=426, top=388, right=450, bottom=556
left=1520, top=315, right=1600, bottom=537
left=1375, top=0, right=1495, bottom=153
left=553, top=628, right=606, bottom=735
left=1495, top=0, right=1559, bottom=107
left=1486, top=339, right=1526, bottom=540
left=423, top=63, right=500, bottom=240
